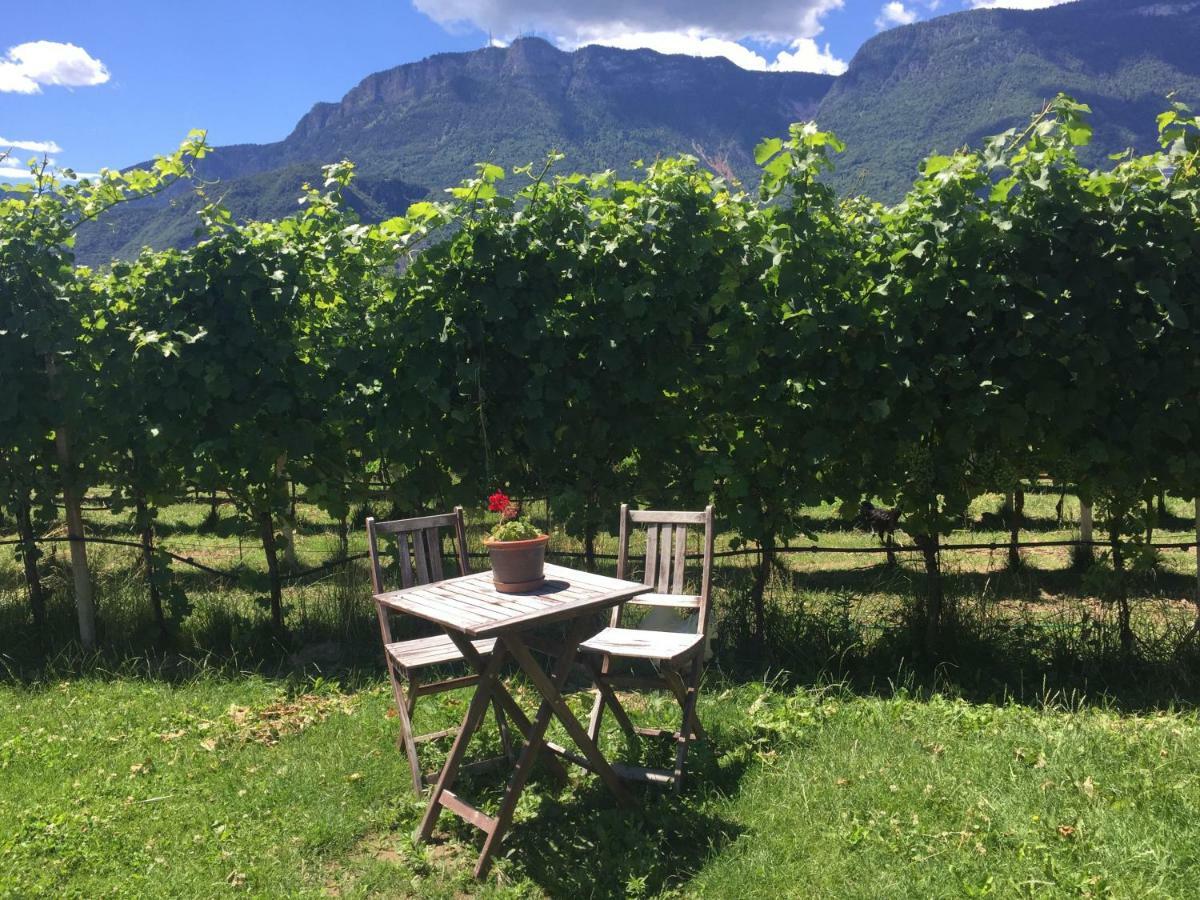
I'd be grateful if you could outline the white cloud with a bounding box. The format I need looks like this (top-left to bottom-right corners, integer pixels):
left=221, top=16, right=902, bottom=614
left=0, top=163, right=103, bottom=183
left=417, top=0, right=843, bottom=43
left=414, top=0, right=848, bottom=74
left=0, top=41, right=110, bottom=94
left=582, top=29, right=847, bottom=75
left=0, top=136, right=63, bottom=153
left=966, top=0, right=1075, bottom=8
left=769, top=39, right=848, bottom=75
left=585, top=30, right=774, bottom=69
left=876, top=2, right=919, bottom=28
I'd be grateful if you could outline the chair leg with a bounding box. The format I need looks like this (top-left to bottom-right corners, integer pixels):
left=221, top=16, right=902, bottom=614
left=387, top=662, right=425, bottom=794
left=671, top=657, right=704, bottom=795
left=586, top=653, right=611, bottom=744
left=664, top=664, right=707, bottom=742
left=583, top=656, right=639, bottom=742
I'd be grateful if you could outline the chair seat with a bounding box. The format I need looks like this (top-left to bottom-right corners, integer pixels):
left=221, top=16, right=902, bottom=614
left=578, top=627, right=704, bottom=664
left=386, top=633, right=497, bottom=670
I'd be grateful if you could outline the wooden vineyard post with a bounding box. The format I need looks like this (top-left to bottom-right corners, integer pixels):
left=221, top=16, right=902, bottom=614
left=47, top=355, right=96, bottom=650
left=1006, top=488, right=1024, bottom=568
left=1076, top=499, right=1095, bottom=569
left=56, top=424, right=96, bottom=650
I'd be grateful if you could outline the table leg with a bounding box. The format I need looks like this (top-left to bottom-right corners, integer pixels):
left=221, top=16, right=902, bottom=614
left=503, top=630, right=635, bottom=809
left=470, top=624, right=594, bottom=878
left=446, top=632, right=570, bottom=784
left=416, top=641, right=508, bottom=842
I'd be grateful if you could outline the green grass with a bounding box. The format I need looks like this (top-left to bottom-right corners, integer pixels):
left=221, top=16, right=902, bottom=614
left=3, top=490, right=1200, bottom=896
left=3, top=675, right=1200, bottom=897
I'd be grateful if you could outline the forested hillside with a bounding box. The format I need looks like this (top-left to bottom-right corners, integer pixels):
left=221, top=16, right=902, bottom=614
left=75, top=39, right=831, bottom=263
left=73, top=0, right=1200, bottom=262
left=818, top=0, right=1200, bottom=199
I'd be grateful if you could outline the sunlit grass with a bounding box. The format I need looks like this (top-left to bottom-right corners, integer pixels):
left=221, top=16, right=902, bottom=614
left=2, top=491, right=1200, bottom=895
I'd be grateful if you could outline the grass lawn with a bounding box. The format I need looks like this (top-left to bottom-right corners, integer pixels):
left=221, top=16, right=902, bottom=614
left=3, top=675, right=1200, bottom=897
left=3, top=489, right=1200, bottom=896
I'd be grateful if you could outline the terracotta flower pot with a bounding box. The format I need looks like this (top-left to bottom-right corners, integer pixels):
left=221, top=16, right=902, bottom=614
left=484, top=534, right=549, bottom=593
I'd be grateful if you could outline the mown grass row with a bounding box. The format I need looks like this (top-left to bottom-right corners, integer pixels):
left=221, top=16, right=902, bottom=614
left=3, top=672, right=1199, bottom=897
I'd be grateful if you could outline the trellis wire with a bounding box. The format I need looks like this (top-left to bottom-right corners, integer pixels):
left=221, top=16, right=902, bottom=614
left=1, top=535, right=1195, bottom=589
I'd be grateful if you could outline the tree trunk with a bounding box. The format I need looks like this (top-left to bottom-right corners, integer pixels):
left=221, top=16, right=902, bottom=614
left=584, top=519, right=597, bottom=572
left=750, top=536, right=775, bottom=644
left=919, top=533, right=943, bottom=655
left=55, top=425, right=96, bottom=651
left=276, top=458, right=297, bottom=570
left=1145, top=495, right=1155, bottom=545
left=258, top=510, right=285, bottom=632
left=135, top=494, right=167, bottom=640
left=15, top=496, right=46, bottom=632
left=281, top=515, right=298, bottom=570
left=1007, top=488, right=1024, bottom=569
left=1109, top=524, right=1134, bottom=657
left=338, top=513, right=349, bottom=559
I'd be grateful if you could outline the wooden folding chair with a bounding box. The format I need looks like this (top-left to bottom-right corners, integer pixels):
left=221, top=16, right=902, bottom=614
left=578, top=504, right=715, bottom=793
left=367, top=509, right=510, bottom=793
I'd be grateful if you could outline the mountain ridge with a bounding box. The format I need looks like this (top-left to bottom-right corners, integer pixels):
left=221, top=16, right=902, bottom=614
left=75, top=0, right=1200, bottom=264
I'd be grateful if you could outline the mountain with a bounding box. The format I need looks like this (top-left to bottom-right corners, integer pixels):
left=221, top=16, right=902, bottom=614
left=76, top=39, right=832, bottom=263
left=76, top=0, right=1200, bottom=264
left=817, top=0, right=1200, bottom=200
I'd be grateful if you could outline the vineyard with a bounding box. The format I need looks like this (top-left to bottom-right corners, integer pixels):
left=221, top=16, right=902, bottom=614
left=3, top=95, right=1200, bottom=670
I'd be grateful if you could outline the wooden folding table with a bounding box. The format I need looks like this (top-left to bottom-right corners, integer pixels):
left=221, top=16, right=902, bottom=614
left=373, top=562, right=647, bottom=878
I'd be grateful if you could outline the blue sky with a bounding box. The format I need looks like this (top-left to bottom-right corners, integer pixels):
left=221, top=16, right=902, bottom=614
left=0, top=0, right=1071, bottom=178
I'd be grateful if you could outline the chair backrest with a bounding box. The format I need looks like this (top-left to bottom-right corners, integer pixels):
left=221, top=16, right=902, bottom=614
left=366, top=508, right=470, bottom=595
left=613, top=504, right=715, bottom=638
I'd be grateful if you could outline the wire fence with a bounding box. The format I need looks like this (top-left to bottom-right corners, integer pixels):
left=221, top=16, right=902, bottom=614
left=2, top=533, right=1196, bottom=591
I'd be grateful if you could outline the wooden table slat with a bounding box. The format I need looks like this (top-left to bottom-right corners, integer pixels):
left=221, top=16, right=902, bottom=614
left=376, top=564, right=646, bottom=637
left=428, top=580, right=550, bottom=615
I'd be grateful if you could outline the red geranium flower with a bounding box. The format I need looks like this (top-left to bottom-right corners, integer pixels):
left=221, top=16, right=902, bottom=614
left=488, top=491, right=510, bottom=513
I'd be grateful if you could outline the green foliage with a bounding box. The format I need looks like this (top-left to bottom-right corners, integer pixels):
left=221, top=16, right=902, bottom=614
left=488, top=519, right=543, bottom=542
left=6, top=95, right=1200, bottom=655
left=0, top=133, right=209, bottom=518
left=0, top=135, right=209, bottom=639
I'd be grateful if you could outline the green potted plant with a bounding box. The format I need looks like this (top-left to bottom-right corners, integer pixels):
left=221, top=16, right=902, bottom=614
left=483, top=491, right=549, bottom=593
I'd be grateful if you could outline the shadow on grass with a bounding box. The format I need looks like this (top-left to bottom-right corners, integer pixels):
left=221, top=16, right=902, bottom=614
left=506, top=780, right=743, bottom=897
left=415, top=716, right=748, bottom=897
